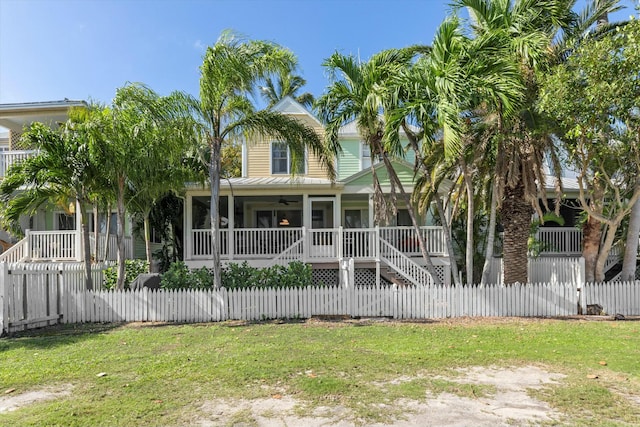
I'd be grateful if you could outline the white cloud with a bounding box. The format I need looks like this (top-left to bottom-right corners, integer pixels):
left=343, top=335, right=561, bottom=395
left=193, top=39, right=206, bottom=51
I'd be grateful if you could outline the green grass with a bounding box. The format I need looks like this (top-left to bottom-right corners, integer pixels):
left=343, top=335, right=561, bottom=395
left=0, top=318, right=639, bottom=426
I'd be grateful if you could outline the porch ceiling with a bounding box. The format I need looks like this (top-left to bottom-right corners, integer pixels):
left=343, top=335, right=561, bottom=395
left=0, top=100, right=87, bottom=132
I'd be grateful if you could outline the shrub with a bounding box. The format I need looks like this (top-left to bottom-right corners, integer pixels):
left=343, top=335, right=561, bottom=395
left=103, top=259, right=149, bottom=290
left=158, top=261, right=315, bottom=290
left=160, top=261, right=214, bottom=290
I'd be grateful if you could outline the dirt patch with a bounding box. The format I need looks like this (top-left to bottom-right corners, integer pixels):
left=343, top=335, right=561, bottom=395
left=0, top=385, right=72, bottom=413
left=196, top=366, right=565, bottom=426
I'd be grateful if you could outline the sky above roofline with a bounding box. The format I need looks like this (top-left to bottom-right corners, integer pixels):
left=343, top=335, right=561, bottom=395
left=1, top=0, right=637, bottom=111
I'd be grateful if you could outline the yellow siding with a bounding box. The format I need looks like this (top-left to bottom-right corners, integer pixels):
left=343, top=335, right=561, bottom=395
left=245, top=122, right=332, bottom=179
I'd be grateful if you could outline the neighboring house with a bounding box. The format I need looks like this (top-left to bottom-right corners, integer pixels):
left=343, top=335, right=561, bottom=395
left=0, top=97, right=603, bottom=284
left=0, top=100, right=134, bottom=262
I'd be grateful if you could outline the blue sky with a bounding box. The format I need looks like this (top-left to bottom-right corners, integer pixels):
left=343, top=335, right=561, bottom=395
left=0, top=0, right=637, bottom=108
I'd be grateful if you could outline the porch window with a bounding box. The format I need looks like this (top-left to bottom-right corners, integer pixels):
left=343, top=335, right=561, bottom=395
left=344, top=209, right=368, bottom=228
left=91, top=213, right=118, bottom=235
left=271, top=142, right=306, bottom=175
left=55, top=213, right=75, bottom=230
left=396, top=209, right=412, bottom=226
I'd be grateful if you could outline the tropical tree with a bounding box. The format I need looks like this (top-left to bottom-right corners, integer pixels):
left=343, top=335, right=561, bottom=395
left=0, top=107, right=101, bottom=289
left=539, top=18, right=640, bottom=282
left=89, top=84, right=200, bottom=287
left=195, top=31, right=336, bottom=288
left=438, top=0, right=623, bottom=284
left=384, top=16, right=523, bottom=285
left=316, top=48, right=444, bottom=284
left=260, top=72, right=314, bottom=110
left=118, top=84, right=199, bottom=270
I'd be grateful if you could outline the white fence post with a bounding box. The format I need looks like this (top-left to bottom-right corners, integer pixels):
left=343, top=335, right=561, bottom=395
left=0, top=262, right=7, bottom=335
left=24, top=229, right=31, bottom=261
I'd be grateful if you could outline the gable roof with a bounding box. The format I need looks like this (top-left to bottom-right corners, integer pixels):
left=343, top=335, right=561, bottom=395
left=271, top=96, right=322, bottom=127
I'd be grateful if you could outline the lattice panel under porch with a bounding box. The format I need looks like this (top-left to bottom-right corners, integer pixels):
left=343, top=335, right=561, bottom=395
left=312, top=269, right=339, bottom=287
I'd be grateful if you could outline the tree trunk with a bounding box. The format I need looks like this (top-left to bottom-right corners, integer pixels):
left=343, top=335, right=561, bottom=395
left=93, top=204, right=99, bottom=262
left=501, top=181, right=531, bottom=285
left=144, top=212, right=153, bottom=273
left=79, top=199, right=93, bottom=290
left=595, top=222, right=619, bottom=282
left=621, top=192, right=640, bottom=281
left=116, top=177, right=127, bottom=289
left=582, top=215, right=602, bottom=283
left=401, top=126, right=459, bottom=285
left=103, top=204, right=112, bottom=262
left=462, top=163, right=474, bottom=284
left=373, top=138, right=443, bottom=285
left=481, top=183, right=498, bottom=286
left=209, top=138, right=222, bottom=289
left=435, top=197, right=461, bottom=286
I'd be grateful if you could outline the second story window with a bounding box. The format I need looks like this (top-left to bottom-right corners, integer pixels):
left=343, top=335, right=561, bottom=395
left=272, top=142, right=289, bottom=174
left=271, top=142, right=305, bottom=175
left=361, top=142, right=379, bottom=170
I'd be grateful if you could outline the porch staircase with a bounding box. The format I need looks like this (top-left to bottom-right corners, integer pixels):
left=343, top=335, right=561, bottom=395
left=0, top=237, right=27, bottom=263
left=380, top=265, right=413, bottom=287
left=379, top=239, right=436, bottom=287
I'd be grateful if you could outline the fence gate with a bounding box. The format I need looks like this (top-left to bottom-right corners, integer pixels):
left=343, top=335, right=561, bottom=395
left=1, top=263, right=63, bottom=334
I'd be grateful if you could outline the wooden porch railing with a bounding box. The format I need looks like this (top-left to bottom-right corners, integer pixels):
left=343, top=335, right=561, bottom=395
left=89, top=234, right=134, bottom=261
left=0, top=150, right=38, bottom=177
left=535, top=227, right=582, bottom=255
left=0, top=231, right=133, bottom=263
left=189, top=226, right=448, bottom=262
left=379, top=226, right=447, bottom=256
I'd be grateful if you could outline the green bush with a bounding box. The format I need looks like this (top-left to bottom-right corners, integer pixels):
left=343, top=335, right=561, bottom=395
left=103, top=259, right=150, bottom=290
left=158, top=261, right=314, bottom=290
left=160, top=261, right=214, bottom=290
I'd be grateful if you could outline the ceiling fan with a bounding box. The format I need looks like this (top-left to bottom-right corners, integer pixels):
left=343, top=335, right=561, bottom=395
left=278, top=198, right=298, bottom=205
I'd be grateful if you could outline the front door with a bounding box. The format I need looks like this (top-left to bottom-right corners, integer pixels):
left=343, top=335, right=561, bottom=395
left=309, top=198, right=336, bottom=258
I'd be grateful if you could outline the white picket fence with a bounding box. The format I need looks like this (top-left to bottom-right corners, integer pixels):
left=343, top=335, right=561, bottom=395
left=2, top=262, right=638, bottom=335
left=487, top=257, right=585, bottom=285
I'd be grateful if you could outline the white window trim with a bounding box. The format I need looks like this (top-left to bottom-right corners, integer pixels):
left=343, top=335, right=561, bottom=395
left=361, top=141, right=372, bottom=170
left=270, top=141, right=307, bottom=175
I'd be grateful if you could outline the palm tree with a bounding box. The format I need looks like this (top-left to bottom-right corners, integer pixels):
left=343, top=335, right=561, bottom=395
left=316, top=48, right=444, bottom=284
left=0, top=108, right=101, bottom=289
left=445, top=0, right=622, bottom=284
left=260, top=73, right=314, bottom=110
left=117, top=84, right=199, bottom=270
left=384, top=17, right=523, bottom=285
left=195, top=31, right=336, bottom=288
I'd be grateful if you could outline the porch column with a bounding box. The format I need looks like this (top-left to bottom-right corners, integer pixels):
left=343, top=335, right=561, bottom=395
left=184, top=194, right=192, bottom=261
left=334, top=195, right=341, bottom=228
left=75, top=200, right=82, bottom=261
left=302, top=194, right=310, bottom=228
left=228, top=194, right=234, bottom=260
left=368, top=194, right=375, bottom=227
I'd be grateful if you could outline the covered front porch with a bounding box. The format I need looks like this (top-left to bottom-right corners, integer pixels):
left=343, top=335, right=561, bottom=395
left=183, top=183, right=451, bottom=285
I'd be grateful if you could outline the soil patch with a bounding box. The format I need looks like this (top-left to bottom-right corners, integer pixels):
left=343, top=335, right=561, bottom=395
left=0, top=386, right=72, bottom=413
left=196, top=365, right=565, bottom=426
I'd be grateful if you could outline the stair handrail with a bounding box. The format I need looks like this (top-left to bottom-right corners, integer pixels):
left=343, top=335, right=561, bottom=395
left=0, top=237, right=27, bottom=263
left=379, top=239, right=434, bottom=287
left=266, top=237, right=305, bottom=267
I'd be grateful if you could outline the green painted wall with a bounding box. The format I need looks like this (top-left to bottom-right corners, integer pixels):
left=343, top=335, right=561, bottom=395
left=338, top=139, right=361, bottom=180
left=347, top=162, right=416, bottom=188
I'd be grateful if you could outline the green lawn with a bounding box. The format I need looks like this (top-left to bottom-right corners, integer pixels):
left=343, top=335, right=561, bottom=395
left=1, top=318, right=639, bottom=426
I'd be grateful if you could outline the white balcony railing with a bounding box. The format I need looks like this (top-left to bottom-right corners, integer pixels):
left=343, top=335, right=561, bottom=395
left=89, top=234, right=133, bottom=261
left=189, top=226, right=447, bottom=262
left=535, top=227, right=583, bottom=255
left=0, top=150, right=38, bottom=177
